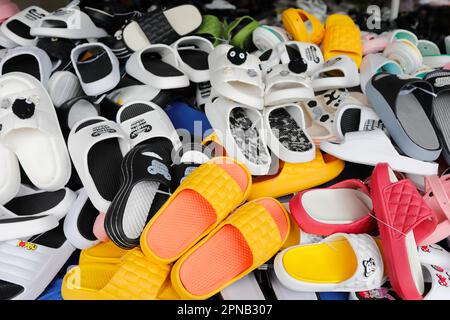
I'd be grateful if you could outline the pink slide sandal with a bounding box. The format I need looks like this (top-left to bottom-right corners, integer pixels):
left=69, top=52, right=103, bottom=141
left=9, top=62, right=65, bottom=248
left=371, top=163, right=437, bottom=300
left=420, top=173, right=450, bottom=245
left=0, top=0, right=19, bottom=24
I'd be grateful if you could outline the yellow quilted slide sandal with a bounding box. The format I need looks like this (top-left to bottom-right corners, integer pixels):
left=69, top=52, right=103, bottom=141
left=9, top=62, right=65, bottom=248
left=282, top=8, right=324, bottom=45
left=62, top=248, right=173, bottom=300
left=171, top=198, right=290, bottom=300
left=322, top=14, right=362, bottom=67
left=79, top=241, right=127, bottom=265
left=248, top=150, right=344, bottom=200
left=140, top=157, right=252, bottom=264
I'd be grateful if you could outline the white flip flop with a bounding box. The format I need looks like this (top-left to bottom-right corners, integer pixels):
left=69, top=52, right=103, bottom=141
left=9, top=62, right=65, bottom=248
left=172, top=36, right=214, bottom=83
left=263, top=103, right=315, bottom=163
left=63, top=188, right=100, bottom=250
left=0, top=46, right=52, bottom=85
left=205, top=97, right=271, bottom=175
left=68, top=117, right=131, bottom=213
left=310, top=55, right=360, bottom=92
left=264, top=63, right=314, bottom=106
left=31, top=7, right=108, bottom=40
left=0, top=6, right=48, bottom=46
left=209, top=44, right=265, bottom=109
left=71, top=42, right=120, bottom=96
left=320, top=129, right=439, bottom=176
left=0, top=72, right=71, bottom=191
left=359, top=54, right=403, bottom=94
left=126, top=44, right=190, bottom=89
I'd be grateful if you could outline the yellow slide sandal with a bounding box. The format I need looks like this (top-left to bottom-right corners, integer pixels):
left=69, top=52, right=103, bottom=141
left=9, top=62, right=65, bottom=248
left=171, top=198, right=290, bottom=300
left=79, top=241, right=127, bottom=265
left=274, top=234, right=387, bottom=292
left=62, top=248, right=174, bottom=300
left=248, top=150, right=344, bottom=200
left=140, top=157, right=252, bottom=264
left=322, top=14, right=362, bottom=67
left=282, top=8, right=324, bottom=45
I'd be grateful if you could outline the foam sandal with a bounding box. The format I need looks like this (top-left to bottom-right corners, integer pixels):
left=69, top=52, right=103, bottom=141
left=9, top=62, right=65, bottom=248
left=171, top=198, right=289, bottom=300
left=205, top=98, right=271, bottom=175
left=63, top=188, right=101, bottom=250
left=126, top=44, right=190, bottom=89
left=71, top=42, right=121, bottom=96
left=381, top=29, right=418, bottom=46
left=321, top=14, right=362, bottom=67
left=252, top=25, right=289, bottom=52
left=195, top=15, right=224, bottom=47
left=106, top=84, right=162, bottom=106
left=0, top=72, right=71, bottom=191
left=57, top=96, right=100, bottom=138
left=116, top=101, right=182, bottom=149
left=47, top=71, right=83, bottom=108
left=209, top=45, right=264, bottom=109
left=274, top=233, right=385, bottom=292
left=0, top=0, right=18, bottom=24
left=334, top=104, right=384, bottom=141
left=366, top=73, right=442, bottom=161
left=0, top=221, right=75, bottom=300
left=0, top=142, right=20, bottom=205
left=68, top=117, right=131, bottom=213
left=62, top=248, right=171, bottom=300
left=423, top=55, right=450, bottom=69
left=122, top=5, right=202, bottom=52
left=282, top=8, right=324, bottom=45
left=277, top=41, right=324, bottom=76
left=383, top=40, right=423, bottom=74
left=290, top=179, right=376, bottom=236
left=79, top=241, right=127, bottom=266
left=0, top=28, right=17, bottom=49
left=424, top=70, right=450, bottom=165
left=420, top=174, right=450, bottom=245
left=105, top=143, right=173, bottom=249
left=421, top=263, right=450, bottom=300
left=321, top=129, right=439, bottom=176
left=419, top=244, right=450, bottom=270
left=248, top=149, right=344, bottom=200
left=264, top=63, right=314, bottom=106
left=310, top=55, right=360, bottom=92
left=0, top=46, right=52, bottom=85
left=31, top=6, right=108, bottom=39
left=225, top=16, right=260, bottom=51
left=371, top=163, right=437, bottom=300
left=140, top=157, right=252, bottom=264
left=0, top=6, right=48, bottom=46
left=172, top=36, right=214, bottom=83
left=359, top=54, right=403, bottom=95
left=361, top=32, right=390, bottom=56
left=263, top=104, right=316, bottom=163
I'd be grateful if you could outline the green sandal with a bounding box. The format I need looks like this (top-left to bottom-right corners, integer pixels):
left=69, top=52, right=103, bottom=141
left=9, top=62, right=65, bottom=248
left=195, top=15, right=225, bottom=47
left=225, top=16, right=260, bottom=51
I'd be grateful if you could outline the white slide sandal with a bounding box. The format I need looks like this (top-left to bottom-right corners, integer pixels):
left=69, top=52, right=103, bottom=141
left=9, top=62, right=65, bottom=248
left=68, top=117, right=131, bottom=213
left=172, top=36, right=214, bottom=83
left=126, top=44, right=190, bottom=89
left=320, top=129, right=439, bottom=176
left=310, top=55, right=360, bottom=92
left=0, top=72, right=71, bottom=191
left=31, top=7, right=108, bottom=40
left=209, top=44, right=265, bottom=110
left=47, top=71, right=83, bottom=108
left=334, top=104, right=384, bottom=141
left=205, top=97, right=271, bottom=175
left=63, top=188, right=100, bottom=250
left=0, top=142, right=20, bottom=205
left=277, top=41, right=324, bottom=75
left=263, top=104, right=315, bottom=163
left=0, top=221, right=75, bottom=300
left=264, top=63, right=314, bottom=106
left=0, top=6, right=48, bottom=47
left=359, top=53, right=402, bottom=95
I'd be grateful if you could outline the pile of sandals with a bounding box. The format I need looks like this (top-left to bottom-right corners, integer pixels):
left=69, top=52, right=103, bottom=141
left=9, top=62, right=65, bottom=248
left=0, top=0, right=450, bottom=301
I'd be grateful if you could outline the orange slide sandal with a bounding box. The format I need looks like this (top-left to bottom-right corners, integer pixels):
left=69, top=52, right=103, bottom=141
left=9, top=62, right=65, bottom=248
left=171, top=198, right=290, bottom=300
left=140, top=157, right=252, bottom=264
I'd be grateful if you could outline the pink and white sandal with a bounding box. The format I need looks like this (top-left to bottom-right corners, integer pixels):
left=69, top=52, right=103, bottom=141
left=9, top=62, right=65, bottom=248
left=290, top=179, right=376, bottom=236
left=371, top=163, right=437, bottom=300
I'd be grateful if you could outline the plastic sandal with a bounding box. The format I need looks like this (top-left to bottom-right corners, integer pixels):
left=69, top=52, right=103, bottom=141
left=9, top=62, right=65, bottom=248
left=225, top=16, right=260, bottom=51
left=418, top=244, right=450, bottom=270
left=290, top=179, right=376, bottom=235
left=274, top=233, right=385, bottom=292
left=248, top=149, right=344, bottom=200
left=310, top=55, right=360, bottom=92
left=383, top=40, right=423, bottom=74
left=282, top=8, right=324, bottom=45
left=252, top=25, right=289, bottom=52
left=334, top=104, right=383, bottom=141
left=195, top=15, right=224, bottom=47
left=321, top=14, right=362, bottom=67
left=171, top=198, right=290, bottom=300
left=359, top=54, right=402, bottom=95
left=140, top=157, right=252, bottom=264
left=371, top=163, right=437, bottom=300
